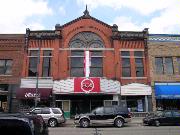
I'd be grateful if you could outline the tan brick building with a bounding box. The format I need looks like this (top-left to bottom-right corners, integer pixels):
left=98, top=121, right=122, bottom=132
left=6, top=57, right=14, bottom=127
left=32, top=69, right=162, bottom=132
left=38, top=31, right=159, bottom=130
left=148, top=34, right=180, bottom=111
left=0, top=34, right=24, bottom=112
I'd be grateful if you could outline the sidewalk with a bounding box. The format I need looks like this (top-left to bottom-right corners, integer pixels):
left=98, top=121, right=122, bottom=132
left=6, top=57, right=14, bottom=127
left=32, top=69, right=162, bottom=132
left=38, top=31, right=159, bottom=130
left=63, top=117, right=143, bottom=127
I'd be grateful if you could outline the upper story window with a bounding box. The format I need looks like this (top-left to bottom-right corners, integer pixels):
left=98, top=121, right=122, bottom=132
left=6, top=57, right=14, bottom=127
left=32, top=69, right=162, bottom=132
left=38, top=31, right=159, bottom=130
left=155, top=57, right=164, bottom=74
left=135, top=58, right=144, bottom=77
left=0, top=59, right=13, bottom=75
left=70, top=51, right=84, bottom=77
left=134, top=51, right=144, bottom=77
left=90, top=51, right=103, bottom=77
left=155, top=57, right=174, bottom=75
left=42, top=50, right=52, bottom=77
left=164, top=57, right=174, bottom=74
left=177, top=57, right=180, bottom=74
left=28, top=50, right=38, bottom=77
left=69, top=32, right=104, bottom=77
left=121, top=51, right=131, bottom=77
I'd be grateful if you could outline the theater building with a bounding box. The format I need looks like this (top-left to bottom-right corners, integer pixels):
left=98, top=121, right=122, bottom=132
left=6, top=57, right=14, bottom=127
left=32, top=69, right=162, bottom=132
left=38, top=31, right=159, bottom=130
left=0, top=34, right=24, bottom=112
left=19, top=9, right=152, bottom=118
left=148, top=34, right=180, bottom=111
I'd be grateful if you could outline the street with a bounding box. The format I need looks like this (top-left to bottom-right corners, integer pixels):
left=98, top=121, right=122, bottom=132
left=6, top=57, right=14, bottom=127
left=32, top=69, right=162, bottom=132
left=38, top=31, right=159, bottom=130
left=49, top=125, right=180, bottom=135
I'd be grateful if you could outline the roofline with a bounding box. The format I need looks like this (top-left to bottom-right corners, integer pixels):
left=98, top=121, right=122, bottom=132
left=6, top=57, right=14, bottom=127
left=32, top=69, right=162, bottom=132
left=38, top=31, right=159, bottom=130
left=149, top=34, right=180, bottom=37
left=61, top=15, right=112, bottom=29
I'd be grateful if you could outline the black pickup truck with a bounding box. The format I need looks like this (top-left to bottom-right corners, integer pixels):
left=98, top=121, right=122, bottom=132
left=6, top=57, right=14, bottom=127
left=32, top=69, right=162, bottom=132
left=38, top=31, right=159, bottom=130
left=74, top=106, right=132, bottom=128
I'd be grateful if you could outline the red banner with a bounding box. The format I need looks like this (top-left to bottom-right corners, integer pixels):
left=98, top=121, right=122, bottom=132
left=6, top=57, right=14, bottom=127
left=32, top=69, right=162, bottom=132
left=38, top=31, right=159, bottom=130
left=74, top=78, right=100, bottom=93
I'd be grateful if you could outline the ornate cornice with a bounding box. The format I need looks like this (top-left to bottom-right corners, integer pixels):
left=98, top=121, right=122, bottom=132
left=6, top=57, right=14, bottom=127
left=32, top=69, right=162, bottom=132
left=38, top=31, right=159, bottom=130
left=149, top=34, right=180, bottom=42
left=26, top=29, right=62, bottom=40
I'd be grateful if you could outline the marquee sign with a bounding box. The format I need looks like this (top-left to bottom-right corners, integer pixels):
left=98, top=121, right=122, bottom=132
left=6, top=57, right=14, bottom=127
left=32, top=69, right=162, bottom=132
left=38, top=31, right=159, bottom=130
left=53, top=78, right=120, bottom=94
left=74, top=78, right=100, bottom=93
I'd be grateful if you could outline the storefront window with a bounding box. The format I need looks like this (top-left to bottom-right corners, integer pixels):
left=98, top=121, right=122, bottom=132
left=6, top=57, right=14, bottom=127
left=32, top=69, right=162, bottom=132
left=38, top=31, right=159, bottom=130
left=125, top=96, right=145, bottom=112
left=0, top=59, right=13, bottom=75
left=42, top=50, right=52, bottom=77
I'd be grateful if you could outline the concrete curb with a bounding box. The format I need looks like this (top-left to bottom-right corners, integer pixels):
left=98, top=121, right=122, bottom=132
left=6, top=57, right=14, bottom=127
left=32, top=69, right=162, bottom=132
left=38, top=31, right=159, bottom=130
left=62, top=117, right=144, bottom=127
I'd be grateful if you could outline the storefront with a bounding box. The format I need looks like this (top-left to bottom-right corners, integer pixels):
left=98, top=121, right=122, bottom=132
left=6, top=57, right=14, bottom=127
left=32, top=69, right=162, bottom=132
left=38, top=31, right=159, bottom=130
left=16, top=88, right=52, bottom=109
left=53, top=77, right=120, bottom=118
left=121, top=83, right=152, bottom=112
left=155, top=83, right=180, bottom=110
left=0, top=84, right=8, bottom=111
left=17, top=78, right=53, bottom=110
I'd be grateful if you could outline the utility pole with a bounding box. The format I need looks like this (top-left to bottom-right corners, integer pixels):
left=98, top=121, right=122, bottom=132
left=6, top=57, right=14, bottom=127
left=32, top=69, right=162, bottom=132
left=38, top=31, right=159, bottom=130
left=35, top=35, right=41, bottom=107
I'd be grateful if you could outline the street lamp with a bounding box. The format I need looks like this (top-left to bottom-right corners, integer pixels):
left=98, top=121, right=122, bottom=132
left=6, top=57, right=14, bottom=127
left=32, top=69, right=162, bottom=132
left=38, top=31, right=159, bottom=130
left=35, top=35, right=41, bottom=107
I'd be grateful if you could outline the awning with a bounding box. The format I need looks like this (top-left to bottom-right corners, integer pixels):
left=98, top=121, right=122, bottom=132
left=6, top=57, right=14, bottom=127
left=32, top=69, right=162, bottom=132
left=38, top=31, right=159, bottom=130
left=155, top=83, right=180, bottom=99
left=16, top=88, right=52, bottom=100
left=121, top=83, right=152, bottom=96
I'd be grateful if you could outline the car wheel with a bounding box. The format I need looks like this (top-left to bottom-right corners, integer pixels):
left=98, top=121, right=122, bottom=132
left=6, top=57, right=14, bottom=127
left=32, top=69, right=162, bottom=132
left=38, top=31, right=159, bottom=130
left=48, top=119, right=58, bottom=127
left=114, top=118, right=124, bottom=128
left=80, top=119, right=90, bottom=128
left=154, top=120, right=160, bottom=127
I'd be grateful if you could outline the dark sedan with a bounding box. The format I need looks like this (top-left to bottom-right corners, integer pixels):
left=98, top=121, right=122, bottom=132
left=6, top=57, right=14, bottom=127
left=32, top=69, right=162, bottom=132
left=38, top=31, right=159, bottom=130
left=143, top=110, right=180, bottom=126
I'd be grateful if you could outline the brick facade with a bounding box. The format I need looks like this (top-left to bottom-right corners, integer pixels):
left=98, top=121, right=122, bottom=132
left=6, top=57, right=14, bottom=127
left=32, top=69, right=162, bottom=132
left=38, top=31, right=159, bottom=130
left=148, top=40, right=180, bottom=111
left=0, top=34, right=25, bottom=112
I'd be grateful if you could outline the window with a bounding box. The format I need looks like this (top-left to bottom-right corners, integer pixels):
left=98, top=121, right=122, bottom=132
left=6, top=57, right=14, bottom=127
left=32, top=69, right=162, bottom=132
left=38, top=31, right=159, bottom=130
left=28, top=50, right=38, bottom=77
left=104, top=107, right=114, bottom=114
left=155, top=57, right=174, bottom=75
left=0, top=60, right=13, bottom=75
left=95, top=107, right=104, bottom=115
left=90, top=51, right=103, bottom=77
left=33, top=109, right=41, bottom=114
left=135, top=58, right=144, bottom=77
left=173, top=111, right=180, bottom=117
left=134, top=51, right=143, bottom=57
left=70, top=51, right=84, bottom=77
left=41, top=108, right=50, bottom=114
left=155, top=57, right=164, bottom=74
left=164, top=111, right=172, bottom=117
left=42, top=50, right=52, bottom=77
left=122, top=58, right=131, bottom=77
left=121, top=51, right=131, bottom=77
left=164, top=57, right=174, bottom=74
left=177, top=57, right=180, bottom=74
left=52, top=108, right=61, bottom=114
left=70, top=51, right=103, bottom=77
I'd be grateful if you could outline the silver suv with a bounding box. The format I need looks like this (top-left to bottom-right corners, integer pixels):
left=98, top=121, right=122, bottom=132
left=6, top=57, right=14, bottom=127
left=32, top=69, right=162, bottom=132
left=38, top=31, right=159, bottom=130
left=30, top=107, right=66, bottom=127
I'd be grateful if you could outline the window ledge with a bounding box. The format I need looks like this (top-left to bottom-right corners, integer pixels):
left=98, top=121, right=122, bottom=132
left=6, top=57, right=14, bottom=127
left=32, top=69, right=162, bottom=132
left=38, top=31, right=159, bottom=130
left=25, top=77, right=53, bottom=79
left=0, top=75, right=12, bottom=77
left=121, top=77, right=147, bottom=79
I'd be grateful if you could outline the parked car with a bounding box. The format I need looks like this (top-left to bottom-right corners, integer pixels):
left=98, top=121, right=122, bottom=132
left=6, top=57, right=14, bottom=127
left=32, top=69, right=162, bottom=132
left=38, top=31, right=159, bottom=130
left=0, top=113, right=34, bottom=135
left=26, top=113, right=48, bottom=135
left=30, top=107, right=66, bottom=127
left=0, top=113, right=48, bottom=135
left=74, top=106, right=132, bottom=128
left=143, top=110, right=180, bottom=126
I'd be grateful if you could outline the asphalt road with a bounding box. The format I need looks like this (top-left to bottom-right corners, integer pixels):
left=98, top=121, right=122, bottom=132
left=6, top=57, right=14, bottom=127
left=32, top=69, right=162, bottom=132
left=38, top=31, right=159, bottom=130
left=49, top=125, right=180, bottom=135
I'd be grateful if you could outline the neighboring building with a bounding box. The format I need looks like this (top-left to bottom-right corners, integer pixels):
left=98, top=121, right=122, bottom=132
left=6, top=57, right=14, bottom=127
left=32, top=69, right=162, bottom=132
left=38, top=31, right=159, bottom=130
left=148, top=34, right=180, bottom=111
left=17, top=9, right=152, bottom=118
left=0, top=34, right=25, bottom=112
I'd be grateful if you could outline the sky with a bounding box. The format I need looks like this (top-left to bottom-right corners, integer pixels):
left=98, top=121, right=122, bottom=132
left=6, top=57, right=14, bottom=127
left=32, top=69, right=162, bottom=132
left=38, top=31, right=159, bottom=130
left=0, top=0, right=179, bottom=34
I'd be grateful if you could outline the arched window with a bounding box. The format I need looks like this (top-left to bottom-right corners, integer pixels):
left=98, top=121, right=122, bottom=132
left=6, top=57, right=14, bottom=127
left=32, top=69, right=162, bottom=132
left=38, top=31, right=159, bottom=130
left=69, top=32, right=104, bottom=77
